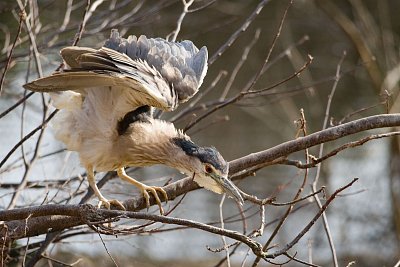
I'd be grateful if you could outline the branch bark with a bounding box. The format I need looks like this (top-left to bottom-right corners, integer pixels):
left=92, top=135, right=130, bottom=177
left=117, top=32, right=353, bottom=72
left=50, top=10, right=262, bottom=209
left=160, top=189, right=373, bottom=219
left=229, top=113, right=400, bottom=173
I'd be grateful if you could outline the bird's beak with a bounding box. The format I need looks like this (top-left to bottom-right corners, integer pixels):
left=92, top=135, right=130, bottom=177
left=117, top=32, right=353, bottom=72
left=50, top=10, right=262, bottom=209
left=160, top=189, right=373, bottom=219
left=210, top=173, right=244, bottom=205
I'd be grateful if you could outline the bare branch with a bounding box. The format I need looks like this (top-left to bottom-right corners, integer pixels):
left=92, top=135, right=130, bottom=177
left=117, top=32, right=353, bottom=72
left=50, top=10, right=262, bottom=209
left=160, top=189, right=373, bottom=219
left=1, top=113, right=399, bottom=243
left=0, top=7, right=26, bottom=96
left=283, top=131, right=400, bottom=169
left=229, top=113, right=400, bottom=174
left=267, top=178, right=358, bottom=258
left=243, top=54, right=313, bottom=97
left=167, top=0, right=194, bottom=42
left=0, top=110, right=58, bottom=169
left=209, top=0, right=271, bottom=64
left=184, top=0, right=297, bottom=131
left=220, top=29, right=261, bottom=100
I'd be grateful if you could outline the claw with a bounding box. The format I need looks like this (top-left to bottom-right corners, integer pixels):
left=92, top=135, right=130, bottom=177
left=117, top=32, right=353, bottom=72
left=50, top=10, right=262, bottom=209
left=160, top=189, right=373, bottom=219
left=98, top=197, right=125, bottom=210
left=109, top=199, right=126, bottom=210
left=139, top=185, right=167, bottom=215
left=116, top=168, right=168, bottom=215
left=97, top=199, right=109, bottom=209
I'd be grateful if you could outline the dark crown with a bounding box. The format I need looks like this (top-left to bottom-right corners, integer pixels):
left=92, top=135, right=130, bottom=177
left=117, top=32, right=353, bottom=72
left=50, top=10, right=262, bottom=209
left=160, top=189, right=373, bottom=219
left=172, top=137, right=228, bottom=174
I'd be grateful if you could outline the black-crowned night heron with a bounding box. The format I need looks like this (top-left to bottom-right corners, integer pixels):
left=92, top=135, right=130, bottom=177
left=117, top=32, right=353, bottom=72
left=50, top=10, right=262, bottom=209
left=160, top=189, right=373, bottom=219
left=24, top=29, right=243, bottom=213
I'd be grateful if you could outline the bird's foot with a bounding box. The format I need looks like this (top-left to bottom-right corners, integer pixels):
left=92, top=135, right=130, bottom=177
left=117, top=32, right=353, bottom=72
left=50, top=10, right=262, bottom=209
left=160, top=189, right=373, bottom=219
left=96, top=198, right=125, bottom=228
left=97, top=197, right=126, bottom=211
left=139, top=185, right=168, bottom=215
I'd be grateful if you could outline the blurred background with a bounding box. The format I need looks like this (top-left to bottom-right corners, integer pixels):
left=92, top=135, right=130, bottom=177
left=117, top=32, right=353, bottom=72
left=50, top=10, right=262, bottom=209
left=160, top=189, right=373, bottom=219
left=1, top=0, right=400, bottom=266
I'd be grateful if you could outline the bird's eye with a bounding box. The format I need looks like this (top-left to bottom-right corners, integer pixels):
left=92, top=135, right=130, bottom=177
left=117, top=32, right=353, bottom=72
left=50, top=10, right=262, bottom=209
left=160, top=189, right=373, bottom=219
left=205, top=165, right=213, bottom=174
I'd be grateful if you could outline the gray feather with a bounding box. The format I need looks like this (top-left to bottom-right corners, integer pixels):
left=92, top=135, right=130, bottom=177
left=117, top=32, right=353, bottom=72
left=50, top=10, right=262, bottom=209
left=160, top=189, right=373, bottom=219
left=104, top=29, right=208, bottom=102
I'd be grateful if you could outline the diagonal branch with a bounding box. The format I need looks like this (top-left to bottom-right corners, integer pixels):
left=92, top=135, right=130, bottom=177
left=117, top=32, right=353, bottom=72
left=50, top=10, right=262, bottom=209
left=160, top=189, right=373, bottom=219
left=229, top=113, right=400, bottom=174
left=1, top=178, right=358, bottom=263
left=2, top=113, right=400, bottom=241
left=266, top=178, right=358, bottom=258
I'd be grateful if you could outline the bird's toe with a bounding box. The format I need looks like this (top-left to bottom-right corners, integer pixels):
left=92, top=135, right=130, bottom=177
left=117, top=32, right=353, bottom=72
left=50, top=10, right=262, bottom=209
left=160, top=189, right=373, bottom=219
left=157, top=187, right=168, bottom=204
left=97, top=197, right=125, bottom=210
left=97, top=198, right=111, bottom=210
left=140, top=186, right=167, bottom=215
left=148, top=187, right=164, bottom=215
left=141, top=190, right=151, bottom=210
left=109, top=199, right=126, bottom=210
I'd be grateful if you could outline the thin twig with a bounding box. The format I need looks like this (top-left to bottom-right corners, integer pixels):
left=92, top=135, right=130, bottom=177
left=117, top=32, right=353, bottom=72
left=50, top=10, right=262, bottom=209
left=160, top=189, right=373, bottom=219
left=187, top=0, right=217, bottom=13
left=209, top=0, right=271, bottom=64
left=219, top=29, right=261, bottom=100
left=0, top=24, right=11, bottom=55
left=307, top=239, right=313, bottom=265
left=314, top=52, right=346, bottom=184
left=184, top=0, right=295, bottom=131
left=283, top=252, right=321, bottom=267
left=338, top=101, right=386, bottom=124
left=283, top=131, right=400, bottom=169
left=171, top=70, right=227, bottom=122
left=0, top=91, right=34, bottom=119
left=167, top=0, right=194, bottom=42
left=0, top=7, right=26, bottom=96
left=311, top=52, right=347, bottom=267
left=41, top=254, right=82, bottom=266
left=252, top=108, right=310, bottom=267
left=267, top=178, right=358, bottom=258
left=71, top=0, right=92, bottom=47
left=0, top=110, right=58, bottom=169
left=219, top=194, right=230, bottom=267
left=244, top=55, right=313, bottom=97
left=97, top=232, right=119, bottom=267
left=269, top=187, right=325, bottom=206
left=100, top=209, right=265, bottom=258
left=16, top=0, right=43, bottom=78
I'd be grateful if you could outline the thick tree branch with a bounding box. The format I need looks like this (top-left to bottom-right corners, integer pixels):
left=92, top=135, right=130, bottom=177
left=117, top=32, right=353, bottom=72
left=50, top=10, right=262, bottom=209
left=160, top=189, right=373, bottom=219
left=1, top=113, right=399, bottom=242
left=1, top=178, right=357, bottom=263
left=229, top=113, right=400, bottom=173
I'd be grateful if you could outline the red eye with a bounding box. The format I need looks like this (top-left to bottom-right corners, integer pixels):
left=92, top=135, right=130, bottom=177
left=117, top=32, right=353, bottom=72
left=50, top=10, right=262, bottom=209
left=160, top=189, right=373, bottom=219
left=205, top=165, right=213, bottom=173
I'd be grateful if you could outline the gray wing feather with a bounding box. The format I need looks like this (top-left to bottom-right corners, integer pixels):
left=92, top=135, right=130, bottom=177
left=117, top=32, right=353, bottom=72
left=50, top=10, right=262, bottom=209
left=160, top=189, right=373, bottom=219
left=99, top=48, right=175, bottom=107
left=24, top=29, right=207, bottom=111
left=104, top=29, right=208, bottom=102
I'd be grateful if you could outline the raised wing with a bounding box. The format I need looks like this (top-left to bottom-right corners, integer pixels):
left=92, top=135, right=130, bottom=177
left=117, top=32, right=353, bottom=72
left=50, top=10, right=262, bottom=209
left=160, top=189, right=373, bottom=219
left=23, top=29, right=208, bottom=111
left=104, top=29, right=208, bottom=102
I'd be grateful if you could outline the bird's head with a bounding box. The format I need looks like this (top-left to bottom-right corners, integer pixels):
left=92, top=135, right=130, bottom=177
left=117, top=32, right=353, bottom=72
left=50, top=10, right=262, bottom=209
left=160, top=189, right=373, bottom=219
left=172, top=137, right=244, bottom=204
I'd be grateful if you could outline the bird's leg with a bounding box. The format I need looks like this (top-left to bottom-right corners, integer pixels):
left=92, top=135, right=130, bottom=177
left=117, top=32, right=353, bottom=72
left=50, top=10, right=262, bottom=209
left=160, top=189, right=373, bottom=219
left=86, top=165, right=125, bottom=210
left=117, top=167, right=168, bottom=214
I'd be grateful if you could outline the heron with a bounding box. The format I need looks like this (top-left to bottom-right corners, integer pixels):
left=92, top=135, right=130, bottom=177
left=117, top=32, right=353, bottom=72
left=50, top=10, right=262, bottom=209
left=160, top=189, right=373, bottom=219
left=24, top=29, right=243, bottom=213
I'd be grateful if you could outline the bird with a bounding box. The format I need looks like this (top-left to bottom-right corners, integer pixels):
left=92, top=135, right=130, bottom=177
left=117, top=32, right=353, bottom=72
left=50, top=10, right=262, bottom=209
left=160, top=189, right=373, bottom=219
left=23, top=29, right=244, bottom=213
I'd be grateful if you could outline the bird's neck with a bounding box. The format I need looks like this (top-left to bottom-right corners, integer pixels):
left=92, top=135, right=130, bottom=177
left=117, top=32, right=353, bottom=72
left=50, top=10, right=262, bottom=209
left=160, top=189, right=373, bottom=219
left=117, top=119, right=192, bottom=169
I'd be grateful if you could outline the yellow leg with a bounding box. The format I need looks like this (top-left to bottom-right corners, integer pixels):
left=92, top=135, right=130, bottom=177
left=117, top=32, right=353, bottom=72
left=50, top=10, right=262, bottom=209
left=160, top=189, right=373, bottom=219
left=86, top=165, right=125, bottom=210
left=117, top=167, right=168, bottom=214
